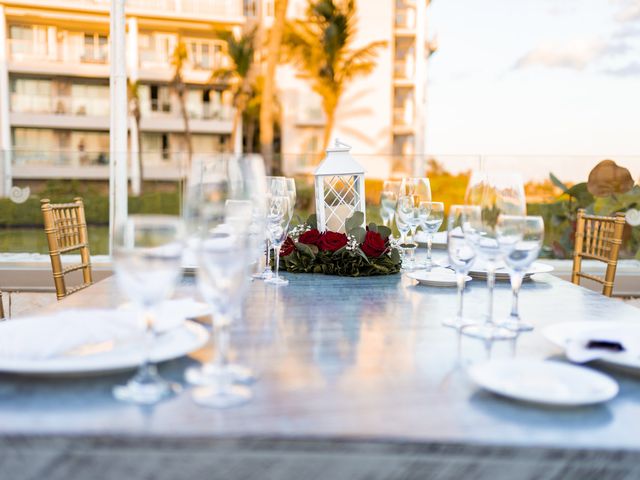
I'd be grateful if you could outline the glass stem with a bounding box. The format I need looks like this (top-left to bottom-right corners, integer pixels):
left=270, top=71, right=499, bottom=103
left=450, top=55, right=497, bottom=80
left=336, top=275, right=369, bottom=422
left=264, top=239, right=271, bottom=271
left=486, top=265, right=496, bottom=325
left=274, top=245, right=282, bottom=281
left=510, top=271, right=524, bottom=319
left=214, top=315, right=231, bottom=391
left=456, top=272, right=465, bottom=321
left=139, top=309, right=157, bottom=378
left=427, top=233, right=433, bottom=266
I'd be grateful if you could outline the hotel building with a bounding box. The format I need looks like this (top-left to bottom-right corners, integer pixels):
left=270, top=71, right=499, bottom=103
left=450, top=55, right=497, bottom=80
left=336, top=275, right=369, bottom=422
left=0, top=0, right=433, bottom=183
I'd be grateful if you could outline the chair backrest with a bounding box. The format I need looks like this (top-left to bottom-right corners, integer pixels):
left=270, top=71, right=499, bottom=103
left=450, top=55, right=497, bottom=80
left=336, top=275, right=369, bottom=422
left=571, top=209, right=626, bottom=297
left=41, top=197, right=93, bottom=300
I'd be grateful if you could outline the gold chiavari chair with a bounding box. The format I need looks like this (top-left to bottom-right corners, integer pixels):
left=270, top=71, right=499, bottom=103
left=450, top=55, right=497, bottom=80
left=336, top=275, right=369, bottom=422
left=0, top=291, right=5, bottom=320
left=41, top=197, right=93, bottom=300
left=571, top=209, right=626, bottom=297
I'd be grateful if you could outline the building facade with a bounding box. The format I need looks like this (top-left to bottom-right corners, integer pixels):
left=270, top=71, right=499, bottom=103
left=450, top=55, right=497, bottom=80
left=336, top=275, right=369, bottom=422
left=0, top=0, right=432, bottom=183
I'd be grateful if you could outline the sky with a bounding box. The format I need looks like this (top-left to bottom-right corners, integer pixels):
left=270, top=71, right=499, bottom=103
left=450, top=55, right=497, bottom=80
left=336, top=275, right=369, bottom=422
left=426, top=0, right=640, bottom=158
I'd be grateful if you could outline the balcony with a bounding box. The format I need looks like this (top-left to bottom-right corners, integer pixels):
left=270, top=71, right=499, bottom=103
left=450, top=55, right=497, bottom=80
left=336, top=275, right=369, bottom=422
left=11, top=93, right=109, bottom=117
left=393, top=59, right=415, bottom=81
left=12, top=0, right=245, bottom=21
left=395, top=5, right=416, bottom=30
left=8, top=39, right=109, bottom=77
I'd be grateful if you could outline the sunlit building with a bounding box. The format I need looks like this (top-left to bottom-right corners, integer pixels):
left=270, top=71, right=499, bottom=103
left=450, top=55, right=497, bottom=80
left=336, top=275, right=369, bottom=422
left=0, top=0, right=433, bottom=182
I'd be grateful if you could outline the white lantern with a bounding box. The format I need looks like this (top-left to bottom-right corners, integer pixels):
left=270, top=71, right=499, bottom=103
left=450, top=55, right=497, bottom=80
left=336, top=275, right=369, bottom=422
left=314, top=139, right=366, bottom=233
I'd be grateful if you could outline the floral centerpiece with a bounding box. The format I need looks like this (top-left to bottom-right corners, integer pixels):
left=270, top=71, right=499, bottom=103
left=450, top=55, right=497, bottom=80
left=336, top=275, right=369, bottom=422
left=277, top=212, right=402, bottom=276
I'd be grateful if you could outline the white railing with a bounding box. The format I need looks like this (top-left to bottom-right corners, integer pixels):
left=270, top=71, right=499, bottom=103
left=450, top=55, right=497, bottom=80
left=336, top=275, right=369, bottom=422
left=8, top=39, right=108, bottom=65
left=10, top=93, right=110, bottom=117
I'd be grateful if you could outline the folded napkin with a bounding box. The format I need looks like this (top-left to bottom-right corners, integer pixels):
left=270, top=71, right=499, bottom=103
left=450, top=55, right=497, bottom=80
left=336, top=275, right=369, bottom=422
left=120, top=298, right=211, bottom=332
left=565, top=329, right=640, bottom=363
left=0, top=309, right=142, bottom=360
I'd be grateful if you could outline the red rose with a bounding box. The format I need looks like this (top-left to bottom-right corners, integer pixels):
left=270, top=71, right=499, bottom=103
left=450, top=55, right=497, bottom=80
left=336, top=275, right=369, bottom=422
left=318, top=231, right=348, bottom=252
left=280, top=236, right=295, bottom=257
left=361, top=230, right=387, bottom=258
left=298, top=228, right=322, bottom=246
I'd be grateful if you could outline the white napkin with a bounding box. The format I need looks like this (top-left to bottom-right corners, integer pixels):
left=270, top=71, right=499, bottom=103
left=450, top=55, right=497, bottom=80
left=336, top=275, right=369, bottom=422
left=120, top=298, right=211, bottom=332
left=0, top=309, right=141, bottom=360
left=565, top=329, right=640, bottom=363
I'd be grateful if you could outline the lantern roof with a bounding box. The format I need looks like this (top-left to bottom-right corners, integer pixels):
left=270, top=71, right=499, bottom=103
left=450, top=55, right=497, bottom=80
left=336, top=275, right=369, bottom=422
left=314, top=139, right=365, bottom=176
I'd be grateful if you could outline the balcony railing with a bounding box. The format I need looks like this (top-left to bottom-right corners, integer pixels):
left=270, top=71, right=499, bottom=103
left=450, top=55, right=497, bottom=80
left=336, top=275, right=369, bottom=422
left=394, top=60, right=414, bottom=79
left=8, top=39, right=109, bottom=65
left=128, top=0, right=242, bottom=17
left=395, top=6, right=416, bottom=29
left=10, top=93, right=110, bottom=117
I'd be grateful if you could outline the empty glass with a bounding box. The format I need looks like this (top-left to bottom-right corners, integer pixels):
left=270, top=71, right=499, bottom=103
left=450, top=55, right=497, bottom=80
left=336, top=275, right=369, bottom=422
left=112, top=215, right=184, bottom=404
left=418, top=201, right=444, bottom=270
left=400, top=177, right=432, bottom=202
left=497, top=215, right=544, bottom=332
left=253, top=176, right=287, bottom=280
left=396, top=195, right=418, bottom=270
left=380, top=180, right=402, bottom=230
left=461, top=172, right=525, bottom=341
left=185, top=155, right=266, bottom=408
left=443, top=206, right=478, bottom=329
left=265, top=195, right=291, bottom=286
left=286, top=177, right=297, bottom=219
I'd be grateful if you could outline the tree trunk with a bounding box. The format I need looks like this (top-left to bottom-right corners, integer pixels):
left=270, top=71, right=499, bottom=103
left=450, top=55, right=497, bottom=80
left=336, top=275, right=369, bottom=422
left=260, top=0, right=288, bottom=175
left=321, top=107, right=336, bottom=161
left=177, top=88, right=192, bottom=172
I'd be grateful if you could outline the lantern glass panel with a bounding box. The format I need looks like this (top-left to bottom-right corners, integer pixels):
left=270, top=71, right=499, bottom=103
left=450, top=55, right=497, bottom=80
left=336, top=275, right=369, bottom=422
left=322, top=175, right=362, bottom=232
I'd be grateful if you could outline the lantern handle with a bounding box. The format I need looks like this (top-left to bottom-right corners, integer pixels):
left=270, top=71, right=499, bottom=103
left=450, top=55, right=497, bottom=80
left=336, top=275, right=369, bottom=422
left=333, top=138, right=351, bottom=150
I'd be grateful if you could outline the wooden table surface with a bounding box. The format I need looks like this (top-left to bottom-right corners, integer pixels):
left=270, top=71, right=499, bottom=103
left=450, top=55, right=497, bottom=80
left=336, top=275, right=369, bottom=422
left=2, top=254, right=640, bottom=480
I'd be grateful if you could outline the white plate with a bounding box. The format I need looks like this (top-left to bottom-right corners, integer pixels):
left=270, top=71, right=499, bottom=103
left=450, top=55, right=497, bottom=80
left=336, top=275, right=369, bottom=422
left=0, top=320, right=209, bottom=377
left=543, top=321, right=640, bottom=372
left=469, top=261, right=554, bottom=280
left=414, top=231, right=447, bottom=248
left=469, top=358, right=619, bottom=406
left=407, top=269, right=472, bottom=287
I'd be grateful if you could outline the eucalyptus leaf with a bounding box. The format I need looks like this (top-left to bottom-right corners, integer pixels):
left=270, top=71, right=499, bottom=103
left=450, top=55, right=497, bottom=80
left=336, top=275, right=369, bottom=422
left=368, top=223, right=378, bottom=233
left=550, top=172, right=569, bottom=193
left=351, top=227, right=366, bottom=243
left=296, top=242, right=316, bottom=258
left=377, top=225, right=391, bottom=240
left=306, top=214, right=317, bottom=229
left=345, top=211, right=365, bottom=232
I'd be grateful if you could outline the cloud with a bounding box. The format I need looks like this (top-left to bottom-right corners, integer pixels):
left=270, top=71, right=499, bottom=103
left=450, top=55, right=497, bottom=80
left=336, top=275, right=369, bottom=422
left=613, top=24, right=640, bottom=39
left=614, top=0, right=640, bottom=23
left=602, top=61, right=640, bottom=75
left=514, top=37, right=631, bottom=71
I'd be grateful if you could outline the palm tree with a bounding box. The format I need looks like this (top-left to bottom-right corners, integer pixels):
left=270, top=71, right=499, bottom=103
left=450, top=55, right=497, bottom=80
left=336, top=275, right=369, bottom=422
left=127, top=79, right=143, bottom=195
left=260, top=0, right=289, bottom=173
left=211, top=28, right=257, bottom=153
left=284, top=0, right=386, bottom=155
left=171, top=41, right=192, bottom=169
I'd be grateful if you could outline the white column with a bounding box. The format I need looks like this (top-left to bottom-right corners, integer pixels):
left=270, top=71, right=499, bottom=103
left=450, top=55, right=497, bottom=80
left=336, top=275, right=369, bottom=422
left=413, top=0, right=427, bottom=175
left=47, top=26, right=56, bottom=61
left=0, top=6, right=11, bottom=197
left=127, top=16, right=141, bottom=196
left=109, top=0, right=128, bottom=251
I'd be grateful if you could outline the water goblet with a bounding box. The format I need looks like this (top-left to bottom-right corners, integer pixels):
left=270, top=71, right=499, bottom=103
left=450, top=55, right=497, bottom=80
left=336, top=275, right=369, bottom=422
left=418, top=201, right=444, bottom=270
left=380, top=180, right=402, bottom=230
left=400, top=177, right=432, bottom=202
left=253, top=176, right=287, bottom=280
left=265, top=195, right=291, bottom=286
left=285, top=177, right=297, bottom=219
left=496, top=215, right=544, bottom=332
left=442, top=205, right=478, bottom=329
left=112, top=215, right=184, bottom=404
left=396, top=195, right=418, bottom=270
left=461, top=172, right=525, bottom=341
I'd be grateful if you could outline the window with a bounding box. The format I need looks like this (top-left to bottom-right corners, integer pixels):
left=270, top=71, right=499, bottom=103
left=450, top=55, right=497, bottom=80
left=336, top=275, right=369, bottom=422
left=243, top=0, right=258, bottom=17
left=149, top=85, right=171, bottom=113
left=83, top=33, right=108, bottom=63
left=9, top=25, right=48, bottom=57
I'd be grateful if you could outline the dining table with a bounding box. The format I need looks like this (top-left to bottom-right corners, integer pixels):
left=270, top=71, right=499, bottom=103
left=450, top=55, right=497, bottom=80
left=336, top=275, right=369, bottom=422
left=1, top=251, right=640, bottom=480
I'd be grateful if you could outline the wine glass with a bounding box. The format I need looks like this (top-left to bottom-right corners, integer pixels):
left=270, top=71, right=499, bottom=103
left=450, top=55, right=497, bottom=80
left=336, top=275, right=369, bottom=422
left=112, top=215, right=184, bottom=404
left=380, top=180, right=401, bottom=230
left=286, top=177, right=297, bottom=219
left=442, top=205, right=478, bottom=329
left=418, top=201, right=444, bottom=270
left=396, top=195, right=418, bottom=270
left=400, top=177, right=432, bottom=202
left=186, top=155, right=266, bottom=407
left=265, top=195, right=291, bottom=286
left=497, top=215, right=544, bottom=332
left=253, top=176, right=287, bottom=280
left=461, top=172, right=525, bottom=341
